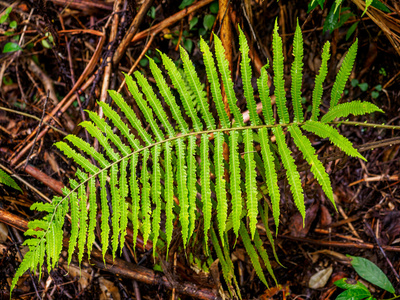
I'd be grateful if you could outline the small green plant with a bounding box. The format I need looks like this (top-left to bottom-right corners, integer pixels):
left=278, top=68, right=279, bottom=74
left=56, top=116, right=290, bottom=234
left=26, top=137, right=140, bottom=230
left=334, top=255, right=398, bottom=300
left=0, top=169, right=22, bottom=192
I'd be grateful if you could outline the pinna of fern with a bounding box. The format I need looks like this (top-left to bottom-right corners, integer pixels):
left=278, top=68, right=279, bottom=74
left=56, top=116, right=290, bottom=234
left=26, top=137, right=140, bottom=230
left=11, top=18, right=384, bottom=294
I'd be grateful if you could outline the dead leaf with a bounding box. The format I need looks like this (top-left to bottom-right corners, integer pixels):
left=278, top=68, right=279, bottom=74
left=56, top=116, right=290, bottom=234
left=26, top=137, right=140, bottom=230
left=289, top=202, right=319, bottom=237
left=99, top=277, right=121, bottom=300
left=309, top=266, right=333, bottom=289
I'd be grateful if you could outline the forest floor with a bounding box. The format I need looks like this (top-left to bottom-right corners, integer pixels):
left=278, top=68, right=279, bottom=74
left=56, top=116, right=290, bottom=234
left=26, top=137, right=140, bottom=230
left=0, top=0, right=400, bottom=299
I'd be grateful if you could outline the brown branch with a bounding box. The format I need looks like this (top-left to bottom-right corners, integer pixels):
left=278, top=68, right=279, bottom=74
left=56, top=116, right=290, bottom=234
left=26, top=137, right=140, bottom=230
left=112, top=0, right=155, bottom=67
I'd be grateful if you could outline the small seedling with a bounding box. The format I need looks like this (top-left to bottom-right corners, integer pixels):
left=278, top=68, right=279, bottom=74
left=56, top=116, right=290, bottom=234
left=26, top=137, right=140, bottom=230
left=334, top=255, right=398, bottom=300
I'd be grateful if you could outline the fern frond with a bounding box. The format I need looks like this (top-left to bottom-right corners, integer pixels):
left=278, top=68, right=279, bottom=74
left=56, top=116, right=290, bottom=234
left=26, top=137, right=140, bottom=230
left=239, top=222, right=269, bottom=287
left=330, top=40, right=358, bottom=107
left=55, top=141, right=98, bottom=175
left=363, top=0, right=372, bottom=15
left=259, top=128, right=281, bottom=230
left=130, top=154, right=140, bottom=252
left=238, top=25, right=260, bottom=126
left=76, top=170, right=88, bottom=265
left=176, top=138, right=189, bottom=247
left=86, top=177, right=96, bottom=260
left=141, top=149, right=151, bottom=248
left=273, top=126, right=305, bottom=223
left=180, top=46, right=215, bottom=130
left=67, top=183, right=79, bottom=265
left=87, top=111, right=130, bottom=157
left=0, top=169, right=22, bottom=191
left=119, top=158, right=129, bottom=253
left=160, top=51, right=203, bottom=132
left=164, top=141, right=174, bottom=256
left=133, top=70, right=175, bottom=137
left=288, top=125, right=335, bottom=208
left=214, top=34, right=243, bottom=126
left=99, top=170, right=109, bottom=261
left=200, top=134, right=212, bottom=252
left=148, top=57, right=189, bottom=134
left=187, top=135, right=197, bottom=241
left=125, top=74, right=164, bottom=142
left=151, top=145, right=162, bottom=258
left=254, top=229, right=277, bottom=285
left=244, top=129, right=258, bottom=239
left=321, top=100, right=384, bottom=123
left=273, top=19, right=289, bottom=124
left=215, top=132, right=227, bottom=242
left=98, top=99, right=139, bottom=150
left=229, top=130, right=242, bottom=238
left=291, top=20, right=304, bottom=123
left=257, top=65, right=274, bottom=125
left=311, top=41, right=331, bottom=121
left=334, top=0, right=344, bottom=12
left=110, top=164, right=121, bottom=258
left=79, top=120, right=120, bottom=161
left=303, top=120, right=366, bottom=161
left=108, top=88, right=153, bottom=146
left=200, top=37, right=230, bottom=128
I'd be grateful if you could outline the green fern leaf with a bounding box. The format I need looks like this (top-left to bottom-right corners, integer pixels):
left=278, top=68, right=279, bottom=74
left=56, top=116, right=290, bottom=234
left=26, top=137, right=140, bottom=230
left=76, top=170, right=88, bottom=265
left=331, top=40, right=358, bottom=107
left=130, top=154, right=140, bottom=252
left=176, top=138, right=189, bottom=247
left=239, top=223, right=269, bottom=287
left=55, top=141, right=99, bottom=175
left=164, top=141, right=174, bottom=255
left=133, top=70, right=175, bottom=137
left=311, top=41, right=331, bottom=121
left=148, top=57, right=189, bottom=134
left=214, top=34, right=243, bottom=126
left=119, top=158, right=129, bottom=253
left=98, top=99, right=139, bottom=150
left=259, top=203, right=282, bottom=267
left=125, top=74, right=164, bottom=142
left=160, top=51, right=203, bottom=132
left=110, top=164, right=121, bottom=258
left=200, top=134, right=212, bottom=252
left=79, top=120, right=120, bottom=161
left=0, top=169, right=22, bottom=191
left=200, top=37, right=230, bottom=128
left=254, top=229, right=277, bottom=285
left=244, top=129, right=258, bottom=239
left=229, top=130, right=242, bottom=238
left=180, top=46, right=215, bottom=130
left=273, top=126, right=305, bottom=223
left=151, top=145, right=162, bottom=258
left=363, top=0, right=372, bottom=15
left=141, top=149, right=151, bottom=248
left=67, top=183, right=79, bottom=265
left=321, top=100, right=383, bottom=123
left=258, top=65, right=274, bottom=125
left=291, top=20, right=304, bottom=123
left=288, top=125, right=335, bottom=208
left=273, top=19, right=289, bottom=124
left=303, top=120, right=366, bottom=161
left=10, top=250, right=34, bottom=293
left=108, top=89, right=153, bottom=146
left=187, top=135, right=197, bottom=241
left=334, top=0, right=344, bottom=12
left=86, top=177, right=96, bottom=260
left=259, top=128, right=281, bottom=231
left=239, top=25, right=260, bottom=126
left=215, top=132, right=227, bottom=242
left=99, top=170, right=110, bottom=261
left=87, top=111, right=130, bottom=156
left=64, top=135, right=109, bottom=168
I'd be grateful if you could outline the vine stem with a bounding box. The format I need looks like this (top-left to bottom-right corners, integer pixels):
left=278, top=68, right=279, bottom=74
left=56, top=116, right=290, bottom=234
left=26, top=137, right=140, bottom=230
left=28, top=120, right=400, bottom=261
